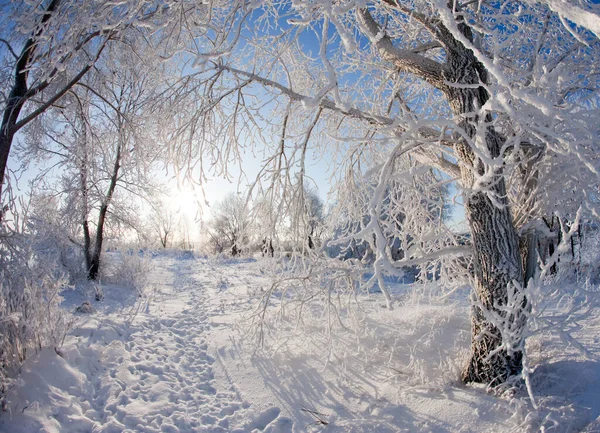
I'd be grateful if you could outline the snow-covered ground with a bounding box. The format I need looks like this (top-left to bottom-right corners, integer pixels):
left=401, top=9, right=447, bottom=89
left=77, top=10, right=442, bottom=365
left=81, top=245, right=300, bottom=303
left=1, top=254, right=599, bottom=433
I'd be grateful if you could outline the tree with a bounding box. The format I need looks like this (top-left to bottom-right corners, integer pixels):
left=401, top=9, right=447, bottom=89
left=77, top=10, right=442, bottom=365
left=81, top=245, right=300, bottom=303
left=290, top=187, right=325, bottom=250
left=0, top=0, right=246, bottom=405
left=205, top=193, right=252, bottom=256
left=179, top=1, right=600, bottom=386
left=19, top=44, right=166, bottom=279
left=252, top=195, right=278, bottom=257
left=148, top=201, right=178, bottom=249
left=0, top=0, right=214, bottom=215
left=1, top=1, right=123, bottom=207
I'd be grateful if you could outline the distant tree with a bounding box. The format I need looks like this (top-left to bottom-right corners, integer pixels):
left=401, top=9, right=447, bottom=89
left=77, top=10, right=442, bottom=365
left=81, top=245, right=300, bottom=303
left=205, top=193, right=252, bottom=256
left=303, top=189, right=325, bottom=250
left=252, top=196, right=277, bottom=257
left=148, top=202, right=177, bottom=249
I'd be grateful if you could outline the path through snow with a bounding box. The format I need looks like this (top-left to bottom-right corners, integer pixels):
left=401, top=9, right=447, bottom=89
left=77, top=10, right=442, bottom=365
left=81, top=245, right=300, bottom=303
left=1, top=256, right=290, bottom=433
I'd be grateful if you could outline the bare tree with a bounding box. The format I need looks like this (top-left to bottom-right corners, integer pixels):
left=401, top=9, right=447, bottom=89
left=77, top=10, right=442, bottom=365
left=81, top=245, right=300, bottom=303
left=290, top=187, right=324, bottom=250
left=0, top=0, right=217, bottom=216
left=0, top=1, right=136, bottom=207
left=19, top=43, right=165, bottom=279
left=252, top=196, right=277, bottom=257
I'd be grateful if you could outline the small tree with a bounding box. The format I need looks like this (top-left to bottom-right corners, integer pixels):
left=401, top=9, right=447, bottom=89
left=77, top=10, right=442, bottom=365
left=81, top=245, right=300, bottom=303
left=252, top=196, right=278, bottom=257
left=302, top=189, right=325, bottom=250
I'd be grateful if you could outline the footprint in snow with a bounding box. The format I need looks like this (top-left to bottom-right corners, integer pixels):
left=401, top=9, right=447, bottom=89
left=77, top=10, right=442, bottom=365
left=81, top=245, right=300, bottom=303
left=236, top=407, right=293, bottom=432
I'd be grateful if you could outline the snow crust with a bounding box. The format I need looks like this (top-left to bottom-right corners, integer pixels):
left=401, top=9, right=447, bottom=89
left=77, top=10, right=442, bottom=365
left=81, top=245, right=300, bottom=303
left=1, top=254, right=599, bottom=432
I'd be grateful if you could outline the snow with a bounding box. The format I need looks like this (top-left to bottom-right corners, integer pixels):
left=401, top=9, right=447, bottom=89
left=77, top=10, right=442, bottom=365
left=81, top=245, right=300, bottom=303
left=1, top=253, right=600, bottom=432
left=541, top=0, right=600, bottom=40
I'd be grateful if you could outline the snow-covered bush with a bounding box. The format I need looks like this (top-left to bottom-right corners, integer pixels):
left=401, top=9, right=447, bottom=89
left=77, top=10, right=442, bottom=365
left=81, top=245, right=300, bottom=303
left=101, top=249, right=152, bottom=295
left=0, top=230, right=72, bottom=409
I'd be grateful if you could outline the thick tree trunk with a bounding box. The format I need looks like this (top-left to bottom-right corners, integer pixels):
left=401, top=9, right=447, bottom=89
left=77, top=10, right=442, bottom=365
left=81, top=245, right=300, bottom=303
left=460, top=179, right=525, bottom=385
left=444, top=36, right=525, bottom=385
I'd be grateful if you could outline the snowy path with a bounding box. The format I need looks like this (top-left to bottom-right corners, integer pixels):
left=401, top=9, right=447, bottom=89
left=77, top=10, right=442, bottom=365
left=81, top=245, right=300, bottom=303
left=91, top=260, right=247, bottom=432
left=1, top=257, right=289, bottom=433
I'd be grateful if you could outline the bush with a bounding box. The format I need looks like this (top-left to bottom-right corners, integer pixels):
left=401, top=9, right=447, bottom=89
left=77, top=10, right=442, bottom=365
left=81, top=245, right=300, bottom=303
left=101, top=249, right=152, bottom=294
left=0, top=230, right=72, bottom=408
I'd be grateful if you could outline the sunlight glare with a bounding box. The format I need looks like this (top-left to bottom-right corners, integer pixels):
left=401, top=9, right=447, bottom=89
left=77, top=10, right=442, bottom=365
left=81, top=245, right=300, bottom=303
left=167, top=184, right=202, bottom=222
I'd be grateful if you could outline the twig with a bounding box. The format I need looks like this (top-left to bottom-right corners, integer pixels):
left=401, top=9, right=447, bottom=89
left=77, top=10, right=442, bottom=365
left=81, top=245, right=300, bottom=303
left=301, top=406, right=329, bottom=425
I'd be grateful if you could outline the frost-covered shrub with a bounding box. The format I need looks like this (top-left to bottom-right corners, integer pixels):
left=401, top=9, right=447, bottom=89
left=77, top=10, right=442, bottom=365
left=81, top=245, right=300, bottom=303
left=26, top=193, right=87, bottom=282
left=29, top=220, right=86, bottom=282
left=101, top=249, right=152, bottom=294
left=0, top=231, right=72, bottom=408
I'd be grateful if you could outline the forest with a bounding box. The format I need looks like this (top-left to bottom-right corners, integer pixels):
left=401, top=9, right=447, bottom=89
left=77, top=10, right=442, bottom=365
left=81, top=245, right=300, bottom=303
left=1, top=1, right=600, bottom=432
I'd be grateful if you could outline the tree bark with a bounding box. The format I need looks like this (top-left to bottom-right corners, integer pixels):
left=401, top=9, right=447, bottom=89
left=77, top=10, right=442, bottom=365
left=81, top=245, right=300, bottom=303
left=442, top=33, right=526, bottom=385
left=459, top=175, right=525, bottom=385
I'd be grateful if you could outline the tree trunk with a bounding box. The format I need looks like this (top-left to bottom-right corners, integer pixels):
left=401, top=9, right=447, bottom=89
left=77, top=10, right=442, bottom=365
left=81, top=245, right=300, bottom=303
left=0, top=69, right=29, bottom=206
left=460, top=181, right=525, bottom=385
left=83, top=218, right=93, bottom=275
left=443, top=35, right=525, bottom=385
left=88, top=130, right=122, bottom=280
left=88, top=200, right=115, bottom=282
left=78, top=104, right=94, bottom=276
left=87, top=203, right=108, bottom=281
left=520, top=230, right=539, bottom=287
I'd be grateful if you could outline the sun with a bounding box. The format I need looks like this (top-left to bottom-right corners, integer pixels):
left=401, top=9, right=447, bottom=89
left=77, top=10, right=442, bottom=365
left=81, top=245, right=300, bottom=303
left=168, top=184, right=202, bottom=222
